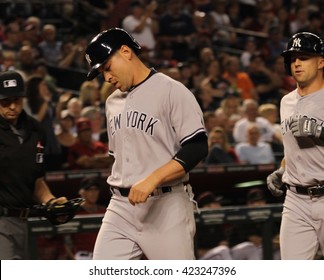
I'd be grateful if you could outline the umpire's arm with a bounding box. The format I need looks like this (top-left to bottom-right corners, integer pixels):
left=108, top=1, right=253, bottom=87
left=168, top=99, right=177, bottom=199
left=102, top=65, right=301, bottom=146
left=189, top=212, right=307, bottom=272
left=33, top=177, right=67, bottom=205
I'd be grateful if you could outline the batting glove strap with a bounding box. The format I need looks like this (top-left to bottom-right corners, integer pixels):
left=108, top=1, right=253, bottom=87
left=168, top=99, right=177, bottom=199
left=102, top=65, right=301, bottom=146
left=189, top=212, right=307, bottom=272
left=315, top=125, right=322, bottom=138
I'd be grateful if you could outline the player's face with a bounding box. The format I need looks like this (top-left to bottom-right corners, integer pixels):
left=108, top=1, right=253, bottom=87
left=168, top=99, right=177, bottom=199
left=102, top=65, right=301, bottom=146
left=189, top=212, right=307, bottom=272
left=290, top=52, right=324, bottom=86
left=0, top=97, right=24, bottom=125
left=100, top=47, right=133, bottom=92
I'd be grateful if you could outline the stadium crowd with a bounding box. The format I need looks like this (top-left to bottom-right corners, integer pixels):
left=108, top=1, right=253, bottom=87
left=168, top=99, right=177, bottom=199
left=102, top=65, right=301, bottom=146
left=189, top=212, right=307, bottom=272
left=1, top=0, right=323, bottom=260
left=0, top=0, right=323, bottom=171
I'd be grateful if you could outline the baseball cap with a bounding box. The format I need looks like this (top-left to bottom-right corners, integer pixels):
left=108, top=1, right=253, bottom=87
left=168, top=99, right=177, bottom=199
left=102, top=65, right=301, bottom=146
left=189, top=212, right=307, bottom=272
left=196, top=191, right=224, bottom=208
left=0, top=71, right=25, bottom=100
left=76, top=117, right=92, bottom=133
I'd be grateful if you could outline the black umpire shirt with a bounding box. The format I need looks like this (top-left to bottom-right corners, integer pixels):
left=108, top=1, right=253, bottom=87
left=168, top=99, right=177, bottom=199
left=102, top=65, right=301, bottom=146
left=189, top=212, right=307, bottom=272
left=0, top=110, right=46, bottom=208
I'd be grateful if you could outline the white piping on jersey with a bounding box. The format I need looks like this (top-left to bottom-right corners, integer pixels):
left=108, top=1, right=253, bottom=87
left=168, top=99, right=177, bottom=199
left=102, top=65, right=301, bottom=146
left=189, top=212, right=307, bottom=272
left=180, top=128, right=206, bottom=145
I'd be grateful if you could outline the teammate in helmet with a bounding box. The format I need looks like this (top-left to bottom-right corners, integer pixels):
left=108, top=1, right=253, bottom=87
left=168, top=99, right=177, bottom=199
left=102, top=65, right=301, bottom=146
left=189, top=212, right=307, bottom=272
left=85, top=28, right=208, bottom=259
left=267, top=32, right=324, bottom=259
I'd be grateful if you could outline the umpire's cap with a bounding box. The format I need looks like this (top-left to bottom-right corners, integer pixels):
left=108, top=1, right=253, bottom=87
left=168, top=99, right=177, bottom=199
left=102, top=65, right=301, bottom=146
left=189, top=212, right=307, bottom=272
left=0, top=71, right=25, bottom=99
left=85, top=28, right=141, bottom=81
left=281, top=32, right=324, bottom=75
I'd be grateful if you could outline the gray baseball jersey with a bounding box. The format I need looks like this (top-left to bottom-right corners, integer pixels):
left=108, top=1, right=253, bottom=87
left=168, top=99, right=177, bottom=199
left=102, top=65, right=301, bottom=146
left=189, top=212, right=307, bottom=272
left=280, top=88, right=324, bottom=186
left=105, top=72, right=206, bottom=188
left=94, top=71, right=205, bottom=259
left=279, top=87, right=324, bottom=259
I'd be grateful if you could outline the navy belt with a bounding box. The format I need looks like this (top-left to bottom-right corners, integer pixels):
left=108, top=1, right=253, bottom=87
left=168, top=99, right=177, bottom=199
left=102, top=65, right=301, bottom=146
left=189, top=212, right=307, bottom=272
left=286, top=184, right=324, bottom=198
left=111, top=186, right=172, bottom=197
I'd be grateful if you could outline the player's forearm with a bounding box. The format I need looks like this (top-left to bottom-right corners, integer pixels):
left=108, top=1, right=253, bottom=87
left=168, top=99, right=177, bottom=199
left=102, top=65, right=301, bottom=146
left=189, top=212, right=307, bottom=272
left=148, top=159, right=186, bottom=187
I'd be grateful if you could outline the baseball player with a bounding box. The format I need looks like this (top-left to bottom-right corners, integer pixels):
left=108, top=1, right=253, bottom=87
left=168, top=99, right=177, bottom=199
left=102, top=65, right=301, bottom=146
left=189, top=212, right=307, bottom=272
left=85, top=28, right=208, bottom=259
left=267, top=32, right=324, bottom=259
left=0, top=71, right=67, bottom=259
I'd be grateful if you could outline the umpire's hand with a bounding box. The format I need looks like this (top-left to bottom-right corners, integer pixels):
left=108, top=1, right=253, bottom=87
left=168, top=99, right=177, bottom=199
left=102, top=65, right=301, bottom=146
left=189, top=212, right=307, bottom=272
left=267, top=167, right=285, bottom=196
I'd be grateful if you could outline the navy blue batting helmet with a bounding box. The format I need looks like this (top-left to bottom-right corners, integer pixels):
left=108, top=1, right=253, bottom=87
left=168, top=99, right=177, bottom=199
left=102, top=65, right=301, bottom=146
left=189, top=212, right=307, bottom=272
left=281, top=32, right=324, bottom=75
left=85, top=28, right=141, bottom=81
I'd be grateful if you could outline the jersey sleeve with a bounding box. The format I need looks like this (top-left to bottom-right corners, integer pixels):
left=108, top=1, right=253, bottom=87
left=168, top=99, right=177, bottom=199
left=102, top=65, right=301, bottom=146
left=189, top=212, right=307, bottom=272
left=168, top=80, right=206, bottom=145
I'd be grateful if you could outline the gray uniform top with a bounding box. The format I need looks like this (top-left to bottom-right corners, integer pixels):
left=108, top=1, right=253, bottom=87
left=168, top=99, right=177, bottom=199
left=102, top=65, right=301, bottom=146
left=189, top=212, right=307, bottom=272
left=105, top=72, right=206, bottom=188
left=281, top=88, right=324, bottom=186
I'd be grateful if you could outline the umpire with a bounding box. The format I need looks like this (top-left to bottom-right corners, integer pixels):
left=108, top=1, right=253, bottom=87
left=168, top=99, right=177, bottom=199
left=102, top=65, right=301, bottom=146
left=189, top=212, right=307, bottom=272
left=0, top=71, right=67, bottom=259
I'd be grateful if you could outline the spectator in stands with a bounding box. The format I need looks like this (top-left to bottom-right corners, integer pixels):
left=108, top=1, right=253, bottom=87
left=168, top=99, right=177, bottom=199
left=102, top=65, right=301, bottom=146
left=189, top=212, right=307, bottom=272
left=191, top=10, right=213, bottom=52
left=259, top=25, right=286, bottom=67
left=0, top=50, right=17, bottom=72
left=199, top=59, right=231, bottom=110
left=230, top=225, right=263, bottom=260
left=38, top=24, right=62, bottom=66
left=233, top=98, right=275, bottom=144
left=244, top=1, right=275, bottom=34
left=198, top=46, right=215, bottom=75
left=58, top=38, right=88, bottom=70
left=229, top=187, right=267, bottom=260
left=79, top=0, right=114, bottom=31
left=67, top=117, right=112, bottom=170
left=196, top=191, right=232, bottom=260
left=230, top=187, right=281, bottom=260
left=15, top=45, right=37, bottom=81
left=158, top=0, right=196, bottom=62
left=67, top=97, right=82, bottom=120
left=203, top=111, right=220, bottom=134
left=258, top=103, right=282, bottom=144
left=64, top=177, right=106, bottom=260
left=289, top=6, right=309, bottom=35
left=246, top=187, right=267, bottom=207
left=122, top=0, right=158, bottom=57
left=215, top=90, right=242, bottom=120
left=247, top=54, right=281, bottom=105
left=222, top=55, right=257, bottom=100
left=79, top=80, right=100, bottom=108
left=80, top=106, right=105, bottom=142
left=227, top=0, right=241, bottom=28
left=22, top=16, right=43, bottom=59
left=55, top=109, right=76, bottom=169
left=235, top=123, right=275, bottom=165
left=205, top=126, right=239, bottom=165
left=1, top=21, right=22, bottom=53
left=196, top=88, right=219, bottom=113
left=224, top=113, right=241, bottom=147
left=25, top=75, right=62, bottom=170
left=240, top=36, right=258, bottom=70
left=177, top=62, right=197, bottom=94
left=209, top=0, right=236, bottom=47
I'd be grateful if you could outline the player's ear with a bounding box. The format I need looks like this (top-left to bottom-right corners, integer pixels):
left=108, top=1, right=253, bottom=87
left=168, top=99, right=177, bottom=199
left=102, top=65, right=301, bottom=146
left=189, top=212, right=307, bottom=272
left=119, top=45, right=132, bottom=60
left=318, top=57, right=324, bottom=71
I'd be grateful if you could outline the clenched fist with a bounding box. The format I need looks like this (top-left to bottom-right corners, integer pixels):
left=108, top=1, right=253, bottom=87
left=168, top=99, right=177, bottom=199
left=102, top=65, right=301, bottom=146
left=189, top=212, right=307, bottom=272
left=267, top=167, right=285, bottom=197
left=290, top=117, right=322, bottom=138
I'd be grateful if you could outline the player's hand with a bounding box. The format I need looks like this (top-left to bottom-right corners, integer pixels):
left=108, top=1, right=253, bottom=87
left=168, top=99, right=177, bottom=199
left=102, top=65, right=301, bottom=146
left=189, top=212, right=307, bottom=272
left=290, top=116, right=322, bottom=138
left=128, top=179, right=156, bottom=206
left=266, top=167, right=285, bottom=197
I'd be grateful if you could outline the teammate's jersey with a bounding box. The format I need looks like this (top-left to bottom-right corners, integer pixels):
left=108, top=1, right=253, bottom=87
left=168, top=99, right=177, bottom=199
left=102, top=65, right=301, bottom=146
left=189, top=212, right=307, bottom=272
left=105, top=72, right=206, bottom=188
left=280, top=88, right=324, bottom=186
